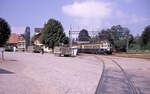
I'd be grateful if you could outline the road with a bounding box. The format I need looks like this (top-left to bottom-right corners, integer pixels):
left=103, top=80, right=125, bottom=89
left=0, top=52, right=150, bottom=94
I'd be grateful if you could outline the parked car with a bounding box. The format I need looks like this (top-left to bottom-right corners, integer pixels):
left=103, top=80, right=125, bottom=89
left=33, top=45, right=41, bottom=53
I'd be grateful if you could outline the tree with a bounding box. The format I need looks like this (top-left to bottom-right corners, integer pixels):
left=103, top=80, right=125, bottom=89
left=99, top=29, right=114, bottom=44
left=89, top=35, right=99, bottom=43
left=24, top=26, right=30, bottom=50
left=0, top=18, right=11, bottom=47
left=40, top=18, right=68, bottom=50
left=0, top=18, right=11, bottom=60
left=31, top=36, right=35, bottom=45
left=100, top=25, right=132, bottom=52
left=78, top=29, right=90, bottom=41
left=141, top=25, right=150, bottom=46
left=129, top=35, right=142, bottom=50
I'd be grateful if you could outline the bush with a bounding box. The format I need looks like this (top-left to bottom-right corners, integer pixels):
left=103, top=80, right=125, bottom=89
left=129, top=44, right=141, bottom=50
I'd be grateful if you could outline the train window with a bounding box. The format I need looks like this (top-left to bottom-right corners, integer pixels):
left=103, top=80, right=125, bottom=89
left=103, top=45, right=107, bottom=47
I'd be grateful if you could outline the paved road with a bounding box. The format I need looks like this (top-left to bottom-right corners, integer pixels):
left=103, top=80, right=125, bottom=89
left=0, top=52, right=150, bottom=94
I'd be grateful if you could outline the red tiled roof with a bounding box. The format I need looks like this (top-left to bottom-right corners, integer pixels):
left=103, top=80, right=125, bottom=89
left=7, top=33, right=19, bottom=43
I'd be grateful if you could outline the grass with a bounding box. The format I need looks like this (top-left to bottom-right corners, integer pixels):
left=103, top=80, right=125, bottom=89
left=127, top=50, right=150, bottom=54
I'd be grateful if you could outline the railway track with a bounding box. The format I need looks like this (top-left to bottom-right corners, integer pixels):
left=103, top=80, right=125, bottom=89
left=95, top=56, right=141, bottom=94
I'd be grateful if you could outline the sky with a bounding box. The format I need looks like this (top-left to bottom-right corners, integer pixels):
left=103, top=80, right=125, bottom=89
left=0, top=0, right=150, bottom=37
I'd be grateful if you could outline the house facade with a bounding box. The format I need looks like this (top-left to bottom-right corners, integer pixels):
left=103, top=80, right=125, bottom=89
left=34, top=28, right=43, bottom=46
left=33, top=28, right=51, bottom=52
left=17, top=34, right=26, bottom=51
left=6, top=33, right=19, bottom=51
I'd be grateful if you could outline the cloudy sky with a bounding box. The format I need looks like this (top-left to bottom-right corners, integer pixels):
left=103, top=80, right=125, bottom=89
left=0, top=0, right=150, bottom=36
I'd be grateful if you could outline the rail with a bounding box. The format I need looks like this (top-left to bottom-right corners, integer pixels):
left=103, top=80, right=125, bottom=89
left=94, top=55, right=141, bottom=94
left=111, top=59, right=141, bottom=94
left=94, top=56, right=105, bottom=94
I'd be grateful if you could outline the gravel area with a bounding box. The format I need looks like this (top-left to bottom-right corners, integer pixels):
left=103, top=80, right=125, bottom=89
left=0, top=52, right=103, bottom=94
left=1, top=52, right=150, bottom=94
left=0, top=56, right=41, bottom=94
left=104, top=56, right=150, bottom=94
left=98, top=57, right=131, bottom=94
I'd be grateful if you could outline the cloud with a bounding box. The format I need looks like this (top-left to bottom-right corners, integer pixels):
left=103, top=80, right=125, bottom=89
left=130, top=15, right=148, bottom=24
left=11, top=27, right=25, bottom=34
left=62, top=1, right=112, bottom=19
left=114, top=11, right=148, bottom=25
left=62, top=1, right=114, bottom=30
left=62, top=0, right=149, bottom=35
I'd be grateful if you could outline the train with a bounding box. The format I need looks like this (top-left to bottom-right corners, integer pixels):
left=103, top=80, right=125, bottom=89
left=33, top=41, right=112, bottom=55
left=78, top=41, right=112, bottom=54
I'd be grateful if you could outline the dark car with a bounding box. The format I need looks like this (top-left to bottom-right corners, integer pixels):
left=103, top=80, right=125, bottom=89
left=33, top=45, right=41, bottom=53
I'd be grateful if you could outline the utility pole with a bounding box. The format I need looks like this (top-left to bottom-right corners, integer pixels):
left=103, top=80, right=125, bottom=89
left=1, top=47, right=5, bottom=61
left=126, top=34, right=129, bottom=53
left=69, top=25, right=72, bottom=47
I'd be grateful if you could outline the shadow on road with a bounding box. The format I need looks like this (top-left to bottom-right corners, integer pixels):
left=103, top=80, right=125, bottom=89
left=8, top=59, right=17, bottom=62
left=0, top=68, right=14, bottom=74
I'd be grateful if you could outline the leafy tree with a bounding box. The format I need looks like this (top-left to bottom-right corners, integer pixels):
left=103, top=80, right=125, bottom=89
left=40, top=18, right=68, bottom=50
left=78, top=29, right=90, bottom=41
left=0, top=18, right=11, bottom=60
left=31, top=36, right=35, bottom=45
left=24, top=26, right=30, bottom=49
left=129, top=34, right=143, bottom=50
left=128, top=34, right=134, bottom=45
left=99, top=25, right=132, bottom=52
left=89, top=35, right=99, bottom=43
left=99, top=29, right=114, bottom=44
left=0, top=18, right=11, bottom=47
left=141, top=25, right=150, bottom=46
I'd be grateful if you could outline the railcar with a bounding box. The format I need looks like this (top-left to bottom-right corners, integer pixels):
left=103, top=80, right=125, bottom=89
left=54, top=46, right=78, bottom=57
left=78, top=41, right=112, bottom=54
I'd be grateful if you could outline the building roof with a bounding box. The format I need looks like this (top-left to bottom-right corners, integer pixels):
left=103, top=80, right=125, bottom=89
left=35, top=28, right=42, bottom=33
left=7, top=33, right=19, bottom=44
left=18, top=34, right=24, bottom=37
left=18, top=34, right=26, bottom=42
